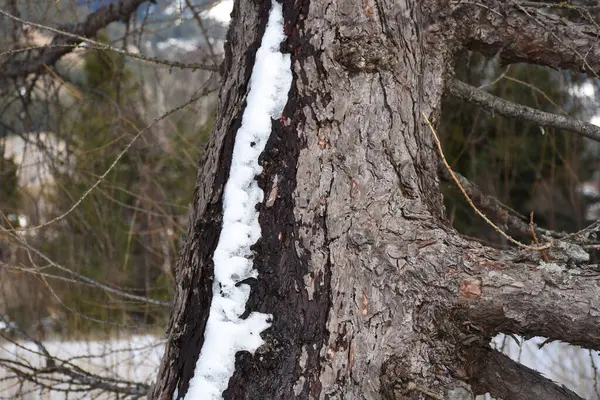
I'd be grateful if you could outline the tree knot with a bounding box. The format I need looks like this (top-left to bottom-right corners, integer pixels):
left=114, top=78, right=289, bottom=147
left=335, top=37, right=395, bottom=73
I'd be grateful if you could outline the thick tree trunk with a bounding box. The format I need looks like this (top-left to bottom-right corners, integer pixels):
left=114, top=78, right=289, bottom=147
left=152, top=1, right=600, bottom=399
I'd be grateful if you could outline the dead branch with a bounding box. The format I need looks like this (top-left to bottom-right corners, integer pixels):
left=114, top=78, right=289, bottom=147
left=0, top=0, right=217, bottom=80
left=447, top=79, right=600, bottom=142
left=0, top=315, right=53, bottom=368
left=425, top=112, right=551, bottom=250
left=466, top=346, right=585, bottom=400
left=2, top=228, right=171, bottom=307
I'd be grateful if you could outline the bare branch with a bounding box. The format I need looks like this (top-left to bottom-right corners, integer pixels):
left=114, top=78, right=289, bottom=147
left=184, top=0, right=219, bottom=66
left=1, top=228, right=170, bottom=308
left=466, top=346, right=585, bottom=400
left=425, top=112, right=551, bottom=250
left=7, top=82, right=217, bottom=234
left=455, top=247, right=600, bottom=351
left=1, top=0, right=149, bottom=78
left=0, top=315, right=53, bottom=368
left=448, top=79, right=600, bottom=142
left=0, top=314, right=150, bottom=398
left=0, top=8, right=219, bottom=76
left=454, top=0, right=600, bottom=76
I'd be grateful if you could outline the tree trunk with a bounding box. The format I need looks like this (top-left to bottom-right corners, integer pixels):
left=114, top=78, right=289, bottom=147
left=152, top=1, right=600, bottom=399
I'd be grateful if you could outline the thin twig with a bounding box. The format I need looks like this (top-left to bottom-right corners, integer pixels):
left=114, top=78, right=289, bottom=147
left=438, top=163, right=566, bottom=239
left=423, top=112, right=551, bottom=250
left=530, top=212, right=550, bottom=261
left=0, top=9, right=219, bottom=74
left=1, top=229, right=170, bottom=307
left=6, top=84, right=216, bottom=233
left=530, top=212, right=539, bottom=246
left=185, top=0, right=219, bottom=66
left=478, top=65, right=511, bottom=90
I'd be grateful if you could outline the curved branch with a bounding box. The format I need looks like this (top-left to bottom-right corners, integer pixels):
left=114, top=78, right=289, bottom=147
left=2, top=228, right=170, bottom=307
left=455, top=247, right=600, bottom=351
left=447, top=79, right=600, bottom=142
left=455, top=0, right=600, bottom=76
left=0, top=9, right=219, bottom=74
left=466, top=346, right=584, bottom=400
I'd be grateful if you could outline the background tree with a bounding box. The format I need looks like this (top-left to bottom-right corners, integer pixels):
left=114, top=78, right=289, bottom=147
left=0, top=0, right=221, bottom=397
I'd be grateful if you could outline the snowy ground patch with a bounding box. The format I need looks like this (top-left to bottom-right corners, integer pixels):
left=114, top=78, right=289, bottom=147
left=0, top=335, right=164, bottom=399
left=183, top=0, right=292, bottom=399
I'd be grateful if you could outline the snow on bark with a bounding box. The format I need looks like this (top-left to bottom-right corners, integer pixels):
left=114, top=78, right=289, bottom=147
left=183, top=1, right=292, bottom=399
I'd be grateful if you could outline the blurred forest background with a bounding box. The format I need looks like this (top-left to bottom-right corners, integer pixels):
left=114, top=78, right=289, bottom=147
left=0, top=0, right=599, bottom=398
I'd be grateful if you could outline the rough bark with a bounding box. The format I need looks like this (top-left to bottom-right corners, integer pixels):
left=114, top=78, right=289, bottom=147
left=454, top=248, right=600, bottom=351
left=151, top=2, right=273, bottom=398
left=467, top=347, right=585, bottom=400
left=456, top=0, right=600, bottom=76
left=152, top=1, right=600, bottom=399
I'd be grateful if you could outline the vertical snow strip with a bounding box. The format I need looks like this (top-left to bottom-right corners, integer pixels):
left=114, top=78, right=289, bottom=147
left=183, top=1, right=292, bottom=399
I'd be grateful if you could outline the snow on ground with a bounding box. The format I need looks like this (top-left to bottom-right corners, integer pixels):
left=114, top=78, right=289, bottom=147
left=0, top=334, right=597, bottom=399
left=0, top=335, right=164, bottom=399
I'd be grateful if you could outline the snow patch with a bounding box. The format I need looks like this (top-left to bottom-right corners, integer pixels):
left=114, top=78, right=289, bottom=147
left=183, top=1, right=291, bottom=399
left=156, top=38, right=200, bottom=53
left=204, top=1, right=234, bottom=24
left=569, top=82, right=596, bottom=98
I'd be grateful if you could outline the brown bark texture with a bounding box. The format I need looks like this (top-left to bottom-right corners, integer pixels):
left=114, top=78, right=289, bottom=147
left=152, top=1, right=600, bottom=399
